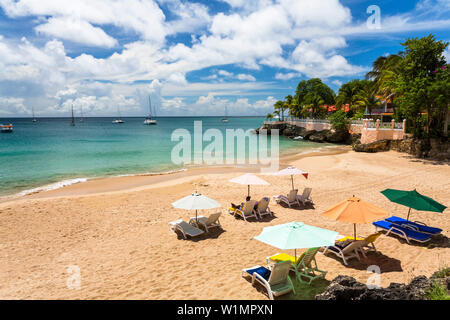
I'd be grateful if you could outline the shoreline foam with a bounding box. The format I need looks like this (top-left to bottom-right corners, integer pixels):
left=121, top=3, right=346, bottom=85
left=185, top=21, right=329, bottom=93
left=1, top=144, right=349, bottom=202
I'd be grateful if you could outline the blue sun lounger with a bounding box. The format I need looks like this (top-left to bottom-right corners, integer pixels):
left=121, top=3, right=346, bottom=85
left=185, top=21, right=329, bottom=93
left=385, top=216, right=442, bottom=235
left=373, top=220, right=431, bottom=244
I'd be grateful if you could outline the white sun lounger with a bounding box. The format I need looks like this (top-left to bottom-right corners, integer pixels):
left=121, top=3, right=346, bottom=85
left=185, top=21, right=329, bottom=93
left=169, top=220, right=205, bottom=239
left=189, top=212, right=222, bottom=233
left=273, top=189, right=300, bottom=208
left=297, top=187, right=313, bottom=206
left=241, top=261, right=295, bottom=300
left=255, top=197, right=272, bottom=219
left=232, top=200, right=258, bottom=221
left=321, top=240, right=366, bottom=266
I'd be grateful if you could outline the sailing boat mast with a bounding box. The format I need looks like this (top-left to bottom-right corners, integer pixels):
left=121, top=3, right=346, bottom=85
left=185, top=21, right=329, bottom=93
left=70, top=105, right=75, bottom=126
left=31, top=106, right=37, bottom=122
left=112, top=105, right=124, bottom=123
left=222, top=105, right=229, bottom=122
left=80, top=106, right=84, bottom=122
left=143, top=95, right=157, bottom=125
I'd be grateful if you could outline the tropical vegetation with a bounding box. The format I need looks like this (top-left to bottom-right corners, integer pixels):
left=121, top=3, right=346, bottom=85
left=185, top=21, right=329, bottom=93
left=269, top=34, right=449, bottom=139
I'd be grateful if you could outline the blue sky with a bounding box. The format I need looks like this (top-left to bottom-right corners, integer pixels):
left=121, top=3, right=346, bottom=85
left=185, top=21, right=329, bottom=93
left=0, top=0, right=448, bottom=117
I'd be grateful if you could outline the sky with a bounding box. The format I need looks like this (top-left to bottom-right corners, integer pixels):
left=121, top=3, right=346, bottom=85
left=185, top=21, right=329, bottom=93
left=0, top=0, right=449, bottom=117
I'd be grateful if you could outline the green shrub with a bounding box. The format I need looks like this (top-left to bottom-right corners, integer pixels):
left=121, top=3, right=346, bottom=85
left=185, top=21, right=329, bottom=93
left=329, top=110, right=350, bottom=131
left=425, top=281, right=450, bottom=300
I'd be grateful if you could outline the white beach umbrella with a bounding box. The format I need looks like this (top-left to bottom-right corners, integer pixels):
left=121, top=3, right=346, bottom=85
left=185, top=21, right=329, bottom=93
left=273, top=166, right=308, bottom=190
left=229, top=173, right=269, bottom=197
left=172, top=192, right=221, bottom=222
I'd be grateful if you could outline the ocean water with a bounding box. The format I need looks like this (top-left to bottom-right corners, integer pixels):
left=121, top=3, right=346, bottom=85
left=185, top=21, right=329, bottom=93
left=0, top=117, right=331, bottom=196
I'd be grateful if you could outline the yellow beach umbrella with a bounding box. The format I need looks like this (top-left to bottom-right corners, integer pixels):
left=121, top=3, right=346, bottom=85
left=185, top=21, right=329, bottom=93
left=321, top=196, right=388, bottom=240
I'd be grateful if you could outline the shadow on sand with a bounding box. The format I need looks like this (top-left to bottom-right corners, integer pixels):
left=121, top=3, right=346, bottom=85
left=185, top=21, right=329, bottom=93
left=322, top=250, right=403, bottom=273
left=242, top=273, right=331, bottom=300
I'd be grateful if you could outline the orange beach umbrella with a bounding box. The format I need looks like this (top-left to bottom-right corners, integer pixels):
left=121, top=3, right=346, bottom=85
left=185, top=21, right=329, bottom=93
left=321, top=196, right=388, bottom=240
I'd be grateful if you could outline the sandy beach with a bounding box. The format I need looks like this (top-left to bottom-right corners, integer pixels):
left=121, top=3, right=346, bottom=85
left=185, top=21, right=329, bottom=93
left=0, top=149, right=448, bottom=299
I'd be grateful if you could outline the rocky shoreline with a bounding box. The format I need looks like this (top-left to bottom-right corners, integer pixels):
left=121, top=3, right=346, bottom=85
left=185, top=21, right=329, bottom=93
left=315, top=269, right=449, bottom=300
left=257, top=122, right=449, bottom=161
left=255, top=122, right=360, bottom=145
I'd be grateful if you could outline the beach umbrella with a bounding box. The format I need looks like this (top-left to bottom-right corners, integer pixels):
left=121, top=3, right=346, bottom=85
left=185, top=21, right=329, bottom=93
left=321, top=196, right=388, bottom=240
left=172, top=191, right=221, bottom=223
left=229, top=173, right=269, bottom=197
left=273, top=166, right=308, bottom=190
left=380, top=189, right=447, bottom=222
left=253, top=221, right=338, bottom=261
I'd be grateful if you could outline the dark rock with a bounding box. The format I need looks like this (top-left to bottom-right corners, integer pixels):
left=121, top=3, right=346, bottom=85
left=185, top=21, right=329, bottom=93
left=353, top=140, right=390, bottom=153
left=325, top=129, right=349, bottom=143
left=315, top=275, right=432, bottom=300
left=302, top=130, right=317, bottom=140
left=309, top=130, right=330, bottom=143
left=282, top=127, right=295, bottom=137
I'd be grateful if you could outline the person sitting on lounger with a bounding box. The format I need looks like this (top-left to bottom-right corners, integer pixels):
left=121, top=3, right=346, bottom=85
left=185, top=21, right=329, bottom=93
left=231, top=196, right=251, bottom=210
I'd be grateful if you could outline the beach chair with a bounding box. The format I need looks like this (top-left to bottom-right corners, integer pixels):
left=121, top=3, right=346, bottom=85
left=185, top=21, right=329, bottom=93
left=267, top=248, right=326, bottom=285
left=297, top=187, right=313, bottom=206
left=233, top=200, right=258, bottom=221
left=373, top=220, right=431, bottom=244
left=255, top=197, right=272, bottom=219
left=241, top=261, right=295, bottom=300
left=321, top=240, right=366, bottom=265
left=189, top=212, right=222, bottom=233
left=337, top=232, right=382, bottom=253
left=273, top=189, right=300, bottom=208
left=168, top=220, right=205, bottom=239
left=385, top=216, right=442, bottom=235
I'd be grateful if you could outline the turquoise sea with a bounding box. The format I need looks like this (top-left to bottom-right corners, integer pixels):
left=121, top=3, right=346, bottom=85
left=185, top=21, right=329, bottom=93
left=0, top=117, right=332, bottom=197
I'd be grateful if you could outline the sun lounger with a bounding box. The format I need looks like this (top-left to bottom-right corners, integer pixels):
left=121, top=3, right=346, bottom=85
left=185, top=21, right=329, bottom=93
left=241, top=261, right=295, bottom=300
left=373, top=220, right=431, bottom=244
left=337, top=232, right=382, bottom=253
left=232, top=200, right=258, bottom=221
left=273, top=189, right=300, bottom=208
left=321, top=240, right=366, bottom=265
left=189, top=212, right=222, bottom=233
left=296, top=187, right=313, bottom=206
left=255, top=197, right=272, bottom=219
left=385, top=216, right=442, bottom=235
left=168, top=220, right=205, bottom=239
left=267, top=247, right=326, bottom=285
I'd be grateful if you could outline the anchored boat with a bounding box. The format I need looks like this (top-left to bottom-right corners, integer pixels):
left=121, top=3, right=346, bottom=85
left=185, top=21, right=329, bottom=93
left=144, top=96, right=157, bottom=125
left=0, top=124, right=13, bottom=133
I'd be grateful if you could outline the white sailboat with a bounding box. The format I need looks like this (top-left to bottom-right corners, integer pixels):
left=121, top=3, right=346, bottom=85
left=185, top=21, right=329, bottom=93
left=79, top=106, right=84, bottom=122
left=112, top=106, right=124, bottom=124
left=144, top=96, right=157, bottom=125
left=221, top=105, right=229, bottom=123
left=32, top=106, right=37, bottom=122
left=70, top=105, right=75, bottom=126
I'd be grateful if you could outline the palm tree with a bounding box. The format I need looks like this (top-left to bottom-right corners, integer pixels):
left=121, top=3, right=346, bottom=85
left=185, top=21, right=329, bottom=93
left=305, top=92, right=325, bottom=119
left=366, top=54, right=403, bottom=109
left=354, top=86, right=381, bottom=116
left=274, top=100, right=287, bottom=121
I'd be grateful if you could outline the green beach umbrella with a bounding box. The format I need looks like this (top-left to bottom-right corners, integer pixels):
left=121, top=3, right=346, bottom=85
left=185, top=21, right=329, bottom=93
left=253, top=222, right=338, bottom=261
left=380, top=189, right=447, bottom=222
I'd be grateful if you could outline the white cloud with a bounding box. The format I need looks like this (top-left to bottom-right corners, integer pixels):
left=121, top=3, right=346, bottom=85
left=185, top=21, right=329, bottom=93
left=275, top=72, right=301, bottom=80
left=0, top=97, right=28, bottom=115
left=35, top=17, right=118, bottom=48
left=0, top=0, right=447, bottom=117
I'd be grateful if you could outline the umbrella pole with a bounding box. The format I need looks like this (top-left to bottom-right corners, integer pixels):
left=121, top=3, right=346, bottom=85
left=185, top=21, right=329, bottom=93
left=291, top=175, right=294, bottom=190
left=248, top=185, right=250, bottom=197
left=196, top=209, right=198, bottom=224
left=354, top=224, right=357, bottom=240
left=406, top=207, right=411, bottom=223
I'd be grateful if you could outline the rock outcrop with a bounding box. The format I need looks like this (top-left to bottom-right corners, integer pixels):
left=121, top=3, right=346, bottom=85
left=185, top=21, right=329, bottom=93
left=315, top=275, right=432, bottom=300
left=353, top=139, right=391, bottom=153
left=354, top=137, right=450, bottom=160
left=257, top=122, right=354, bottom=144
